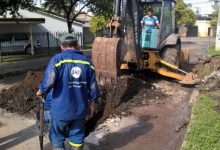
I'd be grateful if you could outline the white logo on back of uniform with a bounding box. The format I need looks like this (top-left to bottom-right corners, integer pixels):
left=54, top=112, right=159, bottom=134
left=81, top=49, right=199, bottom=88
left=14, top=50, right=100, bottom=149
left=71, top=67, right=82, bottom=78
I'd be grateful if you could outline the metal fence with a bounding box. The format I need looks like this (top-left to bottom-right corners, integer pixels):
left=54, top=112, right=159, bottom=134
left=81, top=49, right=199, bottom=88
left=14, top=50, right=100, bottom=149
left=0, top=31, right=83, bottom=62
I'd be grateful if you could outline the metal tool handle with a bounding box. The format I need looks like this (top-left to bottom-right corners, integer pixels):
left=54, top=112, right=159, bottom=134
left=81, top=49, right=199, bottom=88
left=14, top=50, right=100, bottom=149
left=39, top=97, right=45, bottom=150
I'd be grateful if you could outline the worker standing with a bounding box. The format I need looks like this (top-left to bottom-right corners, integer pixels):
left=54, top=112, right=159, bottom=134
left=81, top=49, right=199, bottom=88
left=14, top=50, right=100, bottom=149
left=36, top=33, right=100, bottom=150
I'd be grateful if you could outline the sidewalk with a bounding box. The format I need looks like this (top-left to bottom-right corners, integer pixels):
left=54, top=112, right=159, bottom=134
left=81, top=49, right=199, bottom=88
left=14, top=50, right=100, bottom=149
left=0, top=57, right=51, bottom=75
left=0, top=50, right=91, bottom=75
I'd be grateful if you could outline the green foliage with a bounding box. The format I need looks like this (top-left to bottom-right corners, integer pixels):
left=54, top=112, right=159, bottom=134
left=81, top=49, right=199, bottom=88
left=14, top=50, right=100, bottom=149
left=182, top=95, right=220, bottom=150
left=211, top=10, right=218, bottom=28
left=90, top=15, right=108, bottom=35
left=0, top=0, right=35, bottom=18
left=175, top=0, right=196, bottom=26
left=89, top=0, right=113, bottom=19
left=208, top=44, right=220, bottom=57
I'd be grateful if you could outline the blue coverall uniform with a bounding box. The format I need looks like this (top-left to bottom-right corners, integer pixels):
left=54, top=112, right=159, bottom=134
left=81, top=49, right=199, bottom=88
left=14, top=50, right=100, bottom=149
left=39, top=49, right=100, bottom=148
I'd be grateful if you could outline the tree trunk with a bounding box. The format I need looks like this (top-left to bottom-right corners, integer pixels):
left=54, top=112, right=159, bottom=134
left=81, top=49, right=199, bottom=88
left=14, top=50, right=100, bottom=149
left=67, top=19, right=73, bottom=33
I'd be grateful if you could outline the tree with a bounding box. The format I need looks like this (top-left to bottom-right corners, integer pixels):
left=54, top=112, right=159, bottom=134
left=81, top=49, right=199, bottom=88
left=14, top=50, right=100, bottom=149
left=88, top=0, right=113, bottom=36
left=43, top=0, right=96, bottom=33
left=211, top=10, right=218, bottom=28
left=175, top=0, right=196, bottom=26
left=90, top=15, right=109, bottom=36
left=89, top=0, right=113, bottom=19
left=0, top=0, right=35, bottom=18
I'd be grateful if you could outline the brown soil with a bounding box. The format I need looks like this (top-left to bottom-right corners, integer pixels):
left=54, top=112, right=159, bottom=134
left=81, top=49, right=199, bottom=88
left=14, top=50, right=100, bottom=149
left=0, top=71, right=168, bottom=125
left=195, top=56, right=220, bottom=78
left=0, top=71, right=43, bottom=116
left=98, top=74, right=168, bottom=123
left=195, top=56, right=220, bottom=113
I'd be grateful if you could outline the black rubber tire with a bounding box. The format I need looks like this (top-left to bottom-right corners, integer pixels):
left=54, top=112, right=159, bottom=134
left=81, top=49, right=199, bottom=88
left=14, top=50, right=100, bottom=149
left=162, top=45, right=181, bottom=68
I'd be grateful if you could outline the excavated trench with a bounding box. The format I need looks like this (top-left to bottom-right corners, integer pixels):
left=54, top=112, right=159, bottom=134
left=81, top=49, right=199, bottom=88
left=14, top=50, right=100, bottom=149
left=0, top=71, right=168, bottom=136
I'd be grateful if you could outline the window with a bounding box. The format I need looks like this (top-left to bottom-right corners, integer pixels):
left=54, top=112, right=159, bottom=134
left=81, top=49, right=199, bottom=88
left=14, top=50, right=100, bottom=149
left=160, top=1, right=173, bottom=42
left=14, top=33, right=29, bottom=41
left=0, top=34, right=13, bottom=42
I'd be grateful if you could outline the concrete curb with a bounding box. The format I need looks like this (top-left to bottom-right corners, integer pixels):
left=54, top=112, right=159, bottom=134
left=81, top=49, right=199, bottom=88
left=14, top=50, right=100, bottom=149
left=180, top=88, right=200, bottom=150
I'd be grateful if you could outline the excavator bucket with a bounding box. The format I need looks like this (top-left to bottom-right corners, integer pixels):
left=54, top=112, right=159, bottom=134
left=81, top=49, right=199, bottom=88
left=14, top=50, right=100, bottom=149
left=179, top=72, right=200, bottom=85
left=92, top=37, right=122, bottom=82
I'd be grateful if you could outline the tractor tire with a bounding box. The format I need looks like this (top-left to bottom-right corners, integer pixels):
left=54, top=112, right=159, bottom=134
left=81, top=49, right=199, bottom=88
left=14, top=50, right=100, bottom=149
left=162, top=46, right=181, bottom=68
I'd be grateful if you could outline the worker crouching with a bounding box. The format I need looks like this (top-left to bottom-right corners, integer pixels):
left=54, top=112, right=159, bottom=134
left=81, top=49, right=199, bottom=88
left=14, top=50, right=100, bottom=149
left=36, top=33, right=100, bottom=150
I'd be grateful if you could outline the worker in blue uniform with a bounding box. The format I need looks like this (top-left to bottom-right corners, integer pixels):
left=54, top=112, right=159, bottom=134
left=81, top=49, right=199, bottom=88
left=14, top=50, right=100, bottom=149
left=36, top=33, right=100, bottom=150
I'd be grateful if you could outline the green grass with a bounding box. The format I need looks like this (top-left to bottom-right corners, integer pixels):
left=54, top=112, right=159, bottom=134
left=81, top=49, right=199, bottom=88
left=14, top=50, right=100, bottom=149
left=200, top=67, right=212, bottom=77
left=182, top=95, right=220, bottom=150
left=0, top=53, right=56, bottom=64
left=208, top=44, right=220, bottom=57
left=82, top=43, right=93, bottom=50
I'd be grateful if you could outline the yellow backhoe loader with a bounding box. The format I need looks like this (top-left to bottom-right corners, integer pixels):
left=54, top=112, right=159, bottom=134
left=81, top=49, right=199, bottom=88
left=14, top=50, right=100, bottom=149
left=92, top=0, right=199, bottom=85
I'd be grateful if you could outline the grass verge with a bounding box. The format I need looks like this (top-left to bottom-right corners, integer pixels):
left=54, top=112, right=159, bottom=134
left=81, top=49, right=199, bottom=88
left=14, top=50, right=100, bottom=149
left=200, top=67, right=212, bottom=77
left=82, top=43, right=93, bottom=50
left=208, top=44, right=220, bottom=57
left=182, top=94, right=220, bottom=150
left=0, top=53, right=57, bottom=64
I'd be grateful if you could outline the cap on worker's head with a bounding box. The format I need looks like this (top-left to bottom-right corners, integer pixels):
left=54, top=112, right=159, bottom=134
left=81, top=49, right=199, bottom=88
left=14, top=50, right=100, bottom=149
left=59, top=33, right=78, bottom=44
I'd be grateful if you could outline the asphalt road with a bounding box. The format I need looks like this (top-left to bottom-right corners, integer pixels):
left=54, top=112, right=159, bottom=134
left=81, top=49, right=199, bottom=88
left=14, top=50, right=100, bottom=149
left=181, top=37, right=215, bottom=64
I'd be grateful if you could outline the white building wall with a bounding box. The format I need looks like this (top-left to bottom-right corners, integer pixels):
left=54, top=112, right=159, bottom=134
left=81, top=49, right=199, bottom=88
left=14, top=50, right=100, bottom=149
left=19, top=9, right=84, bottom=33
left=13, top=9, right=84, bottom=47
left=184, top=0, right=219, bottom=15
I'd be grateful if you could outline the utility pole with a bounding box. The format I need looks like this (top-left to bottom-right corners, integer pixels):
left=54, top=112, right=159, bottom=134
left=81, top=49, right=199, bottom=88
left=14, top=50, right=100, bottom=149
left=216, top=3, right=220, bottom=51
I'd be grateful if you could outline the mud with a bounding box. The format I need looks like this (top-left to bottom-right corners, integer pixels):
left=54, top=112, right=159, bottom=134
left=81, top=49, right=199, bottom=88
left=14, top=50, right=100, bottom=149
left=196, top=56, right=220, bottom=78
left=0, top=71, right=43, bottom=116
left=0, top=71, right=168, bottom=126
left=98, top=74, right=168, bottom=123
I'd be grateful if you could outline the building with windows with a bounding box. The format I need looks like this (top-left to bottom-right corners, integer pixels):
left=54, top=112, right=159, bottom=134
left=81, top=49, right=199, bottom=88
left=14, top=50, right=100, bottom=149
left=180, top=0, right=219, bottom=37
left=184, top=0, right=219, bottom=17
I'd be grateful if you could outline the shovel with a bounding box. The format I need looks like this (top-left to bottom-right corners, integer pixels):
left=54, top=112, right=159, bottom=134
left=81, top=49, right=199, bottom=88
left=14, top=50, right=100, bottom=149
left=38, top=97, right=45, bottom=150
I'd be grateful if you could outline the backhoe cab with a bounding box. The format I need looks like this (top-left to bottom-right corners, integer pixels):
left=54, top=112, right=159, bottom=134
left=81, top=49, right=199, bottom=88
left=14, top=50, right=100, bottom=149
left=92, top=0, right=200, bottom=85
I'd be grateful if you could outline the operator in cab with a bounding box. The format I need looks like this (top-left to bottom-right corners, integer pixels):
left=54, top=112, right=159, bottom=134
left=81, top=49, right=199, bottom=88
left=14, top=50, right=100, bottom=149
left=141, top=8, right=160, bottom=31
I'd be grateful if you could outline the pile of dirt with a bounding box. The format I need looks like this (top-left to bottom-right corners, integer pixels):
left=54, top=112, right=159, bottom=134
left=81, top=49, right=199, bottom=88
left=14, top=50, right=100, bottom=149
left=194, top=56, right=220, bottom=91
left=97, top=74, right=168, bottom=123
left=0, top=71, right=168, bottom=123
left=0, top=71, right=43, bottom=116
left=195, top=56, right=220, bottom=78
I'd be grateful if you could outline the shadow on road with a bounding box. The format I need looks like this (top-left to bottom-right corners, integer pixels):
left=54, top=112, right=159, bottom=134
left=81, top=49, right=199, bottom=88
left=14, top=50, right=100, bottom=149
left=0, top=125, right=38, bottom=150
left=88, top=115, right=153, bottom=150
